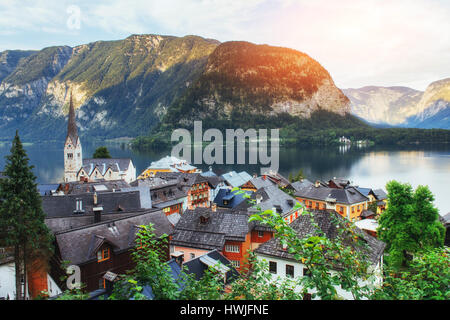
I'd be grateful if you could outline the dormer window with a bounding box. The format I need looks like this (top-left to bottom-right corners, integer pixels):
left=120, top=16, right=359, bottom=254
left=97, top=248, right=110, bottom=262
left=74, top=199, right=83, bottom=213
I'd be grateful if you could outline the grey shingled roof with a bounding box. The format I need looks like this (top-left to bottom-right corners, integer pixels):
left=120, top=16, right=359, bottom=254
left=290, top=179, right=313, bottom=192
left=248, top=176, right=276, bottom=190
left=54, top=210, right=173, bottom=266
left=82, top=158, right=132, bottom=175
left=171, top=207, right=249, bottom=250
left=373, top=189, right=387, bottom=200
left=183, top=249, right=240, bottom=284
left=42, top=190, right=141, bottom=218
left=56, top=180, right=132, bottom=195
left=237, top=185, right=300, bottom=218
left=255, top=209, right=385, bottom=267
left=294, top=185, right=368, bottom=205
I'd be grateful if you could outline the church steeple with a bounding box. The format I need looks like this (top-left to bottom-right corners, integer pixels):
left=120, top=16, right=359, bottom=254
left=64, top=91, right=83, bottom=182
left=66, top=91, right=79, bottom=146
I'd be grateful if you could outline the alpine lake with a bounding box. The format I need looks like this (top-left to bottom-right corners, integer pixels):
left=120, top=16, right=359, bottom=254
left=0, top=140, right=449, bottom=216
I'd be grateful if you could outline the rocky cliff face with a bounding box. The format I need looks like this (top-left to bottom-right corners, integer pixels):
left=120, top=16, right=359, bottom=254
left=0, top=50, right=36, bottom=82
left=344, top=78, right=450, bottom=129
left=162, top=41, right=350, bottom=128
left=0, top=46, right=73, bottom=131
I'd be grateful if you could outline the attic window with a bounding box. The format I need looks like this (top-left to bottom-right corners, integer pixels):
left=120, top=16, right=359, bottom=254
left=97, top=248, right=110, bottom=262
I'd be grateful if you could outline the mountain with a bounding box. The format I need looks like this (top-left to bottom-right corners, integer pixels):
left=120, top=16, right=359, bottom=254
left=344, top=78, right=450, bottom=129
left=403, top=78, right=450, bottom=129
left=160, top=41, right=351, bottom=131
left=0, top=49, right=37, bottom=82
left=0, top=34, right=219, bottom=141
left=0, top=35, right=359, bottom=142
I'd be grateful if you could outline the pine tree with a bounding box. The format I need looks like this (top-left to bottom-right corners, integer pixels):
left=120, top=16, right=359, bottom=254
left=0, top=131, right=53, bottom=300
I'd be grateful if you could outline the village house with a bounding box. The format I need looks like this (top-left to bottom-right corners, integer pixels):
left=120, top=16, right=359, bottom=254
left=254, top=209, right=386, bottom=300
left=131, top=177, right=187, bottom=226
left=47, top=209, right=172, bottom=293
left=77, top=158, right=136, bottom=184
left=294, top=181, right=370, bottom=221
left=170, top=206, right=253, bottom=271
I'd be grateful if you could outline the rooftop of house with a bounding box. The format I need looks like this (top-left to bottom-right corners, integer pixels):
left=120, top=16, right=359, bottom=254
left=81, top=158, right=133, bottom=175
left=214, top=188, right=253, bottom=209
left=55, top=179, right=132, bottom=195
left=247, top=176, right=277, bottom=190
left=183, top=249, right=240, bottom=284
left=294, top=184, right=369, bottom=205
left=262, top=171, right=291, bottom=188
left=255, top=209, right=386, bottom=267
left=354, top=218, right=379, bottom=233
left=290, top=179, right=314, bottom=192
left=328, top=178, right=352, bottom=189
left=221, top=171, right=252, bottom=188
left=42, top=189, right=142, bottom=218
left=145, top=155, right=197, bottom=172
left=237, top=185, right=300, bottom=217
left=373, top=189, right=388, bottom=200
left=53, top=209, right=173, bottom=266
left=171, top=207, right=250, bottom=251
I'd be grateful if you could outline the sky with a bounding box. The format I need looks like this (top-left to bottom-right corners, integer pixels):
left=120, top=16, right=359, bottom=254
left=1, top=0, right=449, bottom=90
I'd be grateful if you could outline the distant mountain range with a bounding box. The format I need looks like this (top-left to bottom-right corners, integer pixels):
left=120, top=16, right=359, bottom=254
left=0, top=33, right=447, bottom=143
left=0, top=34, right=356, bottom=142
left=343, top=78, right=450, bottom=129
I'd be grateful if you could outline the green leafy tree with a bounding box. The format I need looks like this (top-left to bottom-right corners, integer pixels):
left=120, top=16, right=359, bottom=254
left=0, top=131, right=54, bottom=300
left=92, top=146, right=112, bottom=159
left=372, top=247, right=450, bottom=300
left=377, top=181, right=445, bottom=268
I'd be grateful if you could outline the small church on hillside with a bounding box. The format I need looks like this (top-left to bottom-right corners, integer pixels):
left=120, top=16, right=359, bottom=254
left=63, top=94, right=136, bottom=183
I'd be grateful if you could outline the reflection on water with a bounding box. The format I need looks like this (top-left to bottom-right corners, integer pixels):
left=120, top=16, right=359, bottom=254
left=0, top=141, right=449, bottom=215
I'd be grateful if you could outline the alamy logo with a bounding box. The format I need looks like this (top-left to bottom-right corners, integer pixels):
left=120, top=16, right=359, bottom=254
left=66, top=265, right=81, bottom=290
left=171, top=121, right=279, bottom=174
left=66, top=5, right=81, bottom=30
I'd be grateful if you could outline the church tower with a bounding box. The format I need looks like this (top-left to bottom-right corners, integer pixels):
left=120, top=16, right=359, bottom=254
left=64, top=92, right=83, bottom=182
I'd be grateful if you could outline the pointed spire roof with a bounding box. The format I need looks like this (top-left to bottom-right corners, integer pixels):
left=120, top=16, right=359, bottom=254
left=66, top=91, right=79, bottom=146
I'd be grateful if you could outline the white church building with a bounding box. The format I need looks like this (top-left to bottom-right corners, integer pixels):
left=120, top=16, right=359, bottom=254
left=63, top=94, right=136, bottom=184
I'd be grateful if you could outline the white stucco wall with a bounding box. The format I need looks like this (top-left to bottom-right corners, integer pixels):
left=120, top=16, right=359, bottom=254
left=0, top=262, right=29, bottom=300
left=256, top=253, right=382, bottom=300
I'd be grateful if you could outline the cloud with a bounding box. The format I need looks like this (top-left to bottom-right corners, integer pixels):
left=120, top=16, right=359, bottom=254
left=0, top=0, right=448, bottom=90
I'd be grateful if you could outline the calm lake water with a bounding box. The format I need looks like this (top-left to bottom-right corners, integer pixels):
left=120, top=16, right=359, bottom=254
left=0, top=141, right=449, bottom=216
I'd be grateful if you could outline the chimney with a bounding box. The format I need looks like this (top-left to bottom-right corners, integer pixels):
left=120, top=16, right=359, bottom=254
left=93, top=206, right=103, bottom=223
left=171, top=251, right=184, bottom=267
left=256, top=194, right=262, bottom=205
left=103, top=271, right=118, bottom=295
left=93, top=193, right=102, bottom=223
left=211, top=202, right=217, bottom=212
left=199, top=212, right=210, bottom=224
left=315, top=180, right=321, bottom=188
